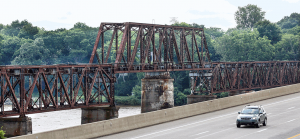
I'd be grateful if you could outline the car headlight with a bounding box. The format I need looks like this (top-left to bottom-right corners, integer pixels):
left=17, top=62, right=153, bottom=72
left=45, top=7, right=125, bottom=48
left=252, top=117, right=257, bottom=120
left=237, top=116, right=241, bottom=120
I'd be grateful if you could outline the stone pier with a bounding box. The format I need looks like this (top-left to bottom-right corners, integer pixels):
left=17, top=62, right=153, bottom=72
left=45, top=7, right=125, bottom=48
left=0, top=116, right=32, bottom=137
left=81, top=106, right=120, bottom=124
left=187, top=95, right=217, bottom=104
left=141, top=72, right=174, bottom=113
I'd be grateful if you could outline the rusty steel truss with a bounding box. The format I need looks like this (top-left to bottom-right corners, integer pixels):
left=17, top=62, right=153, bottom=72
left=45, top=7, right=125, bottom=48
left=1, top=22, right=299, bottom=117
left=0, top=64, right=115, bottom=117
left=89, top=22, right=212, bottom=73
left=210, top=61, right=300, bottom=93
left=190, top=61, right=300, bottom=94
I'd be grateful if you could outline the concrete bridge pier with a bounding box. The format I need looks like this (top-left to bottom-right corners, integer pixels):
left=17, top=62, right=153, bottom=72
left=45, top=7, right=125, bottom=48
left=81, top=106, right=120, bottom=124
left=141, top=72, right=174, bottom=113
left=0, top=116, right=32, bottom=137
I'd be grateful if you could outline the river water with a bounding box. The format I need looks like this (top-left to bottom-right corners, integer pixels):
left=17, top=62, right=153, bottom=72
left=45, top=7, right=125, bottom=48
left=3, top=105, right=141, bottom=133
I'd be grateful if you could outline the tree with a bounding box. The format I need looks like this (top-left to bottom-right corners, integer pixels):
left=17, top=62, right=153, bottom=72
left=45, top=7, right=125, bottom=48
left=274, top=34, right=300, bottom=60
left=254, top=20, right=282, bottom=44
left=173, top=87, right=187, bottom=106
left=214, top=28, right=274, bottom=62
left=170, top=17, right=179, bottom=24
left=0, top=24, right=4, bottom=31
left=0, top=34, right=3, bottom=44
left=0, top=36, right=32, bottom=65
left=286, top=26, right=300, bottom=35
left=1, top=20, right=32, bottom=36
left=18, top=24, right=39, bottom=39
left=69, top=49, right=87, bottom=63
left=277, top=13, right=300, bottom=30
left=172, top=22, right=191, bottom=27
left=0, top=126, right=5, bottom=139
left=11, top=38, right=50, bottom=65
left=132, top=85, right=141, bottom=99
left=72, top=22, right=91, bottom=30
left=235, top=4, right=266, bottom=29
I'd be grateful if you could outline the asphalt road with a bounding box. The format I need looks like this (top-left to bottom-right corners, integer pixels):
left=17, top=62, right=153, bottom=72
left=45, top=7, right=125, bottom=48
left=99, top=92, right=300, bottom=139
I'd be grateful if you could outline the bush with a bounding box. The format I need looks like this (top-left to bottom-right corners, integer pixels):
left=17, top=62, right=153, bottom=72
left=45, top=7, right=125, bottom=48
left=220, top=92, right=229, bottom=98
left=183, top=88, right=191, bottom=95
left=0, top=126, right=5, bottom=139
left=174, top=91, right=187, bottom=106
left=115, top=96, right=141, bottom=105
left=132, top=85, right=141, bottom=99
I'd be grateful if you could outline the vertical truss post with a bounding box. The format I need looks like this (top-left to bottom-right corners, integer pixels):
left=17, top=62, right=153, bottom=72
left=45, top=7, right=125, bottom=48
left=192, top=30, right=194, bottom=63
left=127, top=25, right=131, bottom=64
left=1, top=74, right=4, bottom=115
left=70, top=69, right=73, bottom=107
left=116, top=28, right=118, bottom=57
left=101, top=29, right=104, bottom=64
left=55, top=73, right=58, bottom=108
left=20, top=69, right=25, bottom=117
left=110, top=75, right=115, bottom=107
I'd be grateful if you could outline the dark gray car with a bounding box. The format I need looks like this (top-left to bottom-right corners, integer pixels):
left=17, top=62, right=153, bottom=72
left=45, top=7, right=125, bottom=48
left=236, top=105, right=267, bottom=128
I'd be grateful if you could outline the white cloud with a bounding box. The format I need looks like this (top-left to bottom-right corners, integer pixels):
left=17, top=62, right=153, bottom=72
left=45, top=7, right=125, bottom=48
left=282, top=0, right=300, bottom=3
left=0, top=0, right=237, bottom=30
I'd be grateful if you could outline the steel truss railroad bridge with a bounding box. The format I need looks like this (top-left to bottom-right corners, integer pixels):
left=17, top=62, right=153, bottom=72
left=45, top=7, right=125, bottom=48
left=1, top=22, right=299, bottom=117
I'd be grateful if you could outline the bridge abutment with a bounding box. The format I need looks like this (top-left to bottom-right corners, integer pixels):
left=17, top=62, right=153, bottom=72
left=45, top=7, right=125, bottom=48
left=0, top=116, right=32, bottom=137
left=81, top=106, right=120, bottom=124
left=141, top=72, right=174, bottom=113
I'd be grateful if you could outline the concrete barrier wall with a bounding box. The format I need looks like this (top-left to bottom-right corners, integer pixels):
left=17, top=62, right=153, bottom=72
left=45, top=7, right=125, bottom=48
left=11, top=83, right=300, bottom=139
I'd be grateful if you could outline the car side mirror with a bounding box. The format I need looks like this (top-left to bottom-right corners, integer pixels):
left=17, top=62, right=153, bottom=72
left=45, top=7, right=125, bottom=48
left=238, top=112, right=240, bottom=114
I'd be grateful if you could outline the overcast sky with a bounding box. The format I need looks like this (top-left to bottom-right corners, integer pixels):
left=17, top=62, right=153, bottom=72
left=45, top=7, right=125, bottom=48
left=1, top=0, right=299, bottom=31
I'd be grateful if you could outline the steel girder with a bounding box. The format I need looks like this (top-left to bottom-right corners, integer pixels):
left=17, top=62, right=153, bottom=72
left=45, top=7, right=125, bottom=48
left=89, top=22, right=211, bottom=73
left=0, top=64, right=115, bottom=117
left=210, top=61, right=300, bottom=93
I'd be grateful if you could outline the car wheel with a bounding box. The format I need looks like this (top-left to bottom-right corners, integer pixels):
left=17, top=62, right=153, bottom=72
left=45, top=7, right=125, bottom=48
left=263, top=118, right=267, bottom=126
left=237, top=124, right=240, bottom=128
left=255, top=123, right=260, bottom=128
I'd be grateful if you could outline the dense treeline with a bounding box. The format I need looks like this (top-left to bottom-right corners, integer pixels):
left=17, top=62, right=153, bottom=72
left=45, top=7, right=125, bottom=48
left=0, top=4, right=299, bottom=106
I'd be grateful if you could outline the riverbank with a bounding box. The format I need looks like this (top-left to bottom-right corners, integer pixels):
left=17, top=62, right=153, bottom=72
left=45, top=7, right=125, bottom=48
left=115, top=96, right=141, bottom=105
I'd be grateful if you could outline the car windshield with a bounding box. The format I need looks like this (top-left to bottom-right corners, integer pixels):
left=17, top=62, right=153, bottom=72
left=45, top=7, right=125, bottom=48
left=241, top=108, right=259, bottom=114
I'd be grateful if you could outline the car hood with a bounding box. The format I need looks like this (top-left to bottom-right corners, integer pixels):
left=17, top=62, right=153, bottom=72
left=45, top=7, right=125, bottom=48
left=239, top=114, right=259, bottom=117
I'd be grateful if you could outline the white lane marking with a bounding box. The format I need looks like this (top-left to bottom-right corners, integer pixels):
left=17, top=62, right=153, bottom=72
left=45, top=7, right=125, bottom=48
left=130, top=95, right=300, bottom=139
left=236, top=119, right=297, bottom=139
left=257, top=129, right=267, bottom=132
left=263, top=96, right=300, bottom=107
left=287, top=119, right=296, bottom=123
left=194, top=128, right=234, bottom=139
left=268, top=113, right=272, bottom=115
left=130, top=113, right=235, bottom=139
left=288, top=107, right=295, bottom=110
left=193, top=131, right=209, bottom=136
left=198, top=108, right=300, bottom=139
left=269, top=108, right=300, bottom=117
